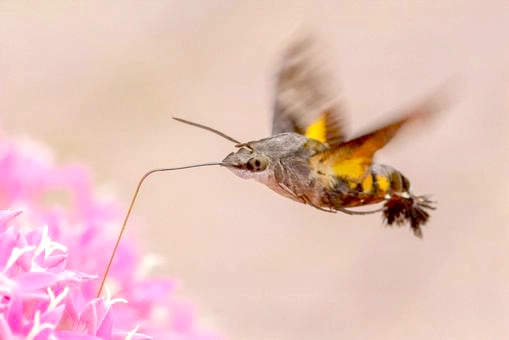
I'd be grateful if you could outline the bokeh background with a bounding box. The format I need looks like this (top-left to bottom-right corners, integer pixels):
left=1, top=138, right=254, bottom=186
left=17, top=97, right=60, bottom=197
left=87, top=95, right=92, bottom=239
left=1, top=1, right=508, bottom=339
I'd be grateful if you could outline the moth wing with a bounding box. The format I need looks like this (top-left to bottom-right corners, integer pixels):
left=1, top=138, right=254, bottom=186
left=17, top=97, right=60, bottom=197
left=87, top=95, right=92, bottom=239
left=310, top=91, right=447, bottom=181
left=272, top=35, right=347, bottom=145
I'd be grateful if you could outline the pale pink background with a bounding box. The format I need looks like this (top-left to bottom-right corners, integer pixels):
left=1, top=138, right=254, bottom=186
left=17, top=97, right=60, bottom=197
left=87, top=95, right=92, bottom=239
left=1, top=1, right=509, bottom=339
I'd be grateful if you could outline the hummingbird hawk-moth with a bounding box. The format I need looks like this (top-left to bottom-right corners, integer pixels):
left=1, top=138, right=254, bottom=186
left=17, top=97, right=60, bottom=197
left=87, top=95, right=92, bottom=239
left=98, top=35, right=447, bottom=296
left=184, top=36, right=440, bottom=238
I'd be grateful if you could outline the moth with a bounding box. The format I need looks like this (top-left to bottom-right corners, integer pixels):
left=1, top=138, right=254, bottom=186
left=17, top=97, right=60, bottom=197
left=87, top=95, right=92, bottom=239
left=98, top=35, right=445, bottom=296
left=182, top=36, right=440, bottom=238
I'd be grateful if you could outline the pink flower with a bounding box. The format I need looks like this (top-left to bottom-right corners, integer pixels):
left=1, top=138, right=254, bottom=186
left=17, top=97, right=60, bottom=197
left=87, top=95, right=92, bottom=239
left=0, top=134, right=222, bottom=339
left=0, top=209, right=148, bottom=339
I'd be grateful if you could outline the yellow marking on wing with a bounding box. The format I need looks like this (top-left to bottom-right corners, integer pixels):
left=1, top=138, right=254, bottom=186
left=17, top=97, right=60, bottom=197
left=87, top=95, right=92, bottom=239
left=361, top=175, right=373, bottom=193
left=331, top=157, right=370, bottom=180
left=305, top=117, right=327, bottom=143
left=376, top=175, right=390, bottom=192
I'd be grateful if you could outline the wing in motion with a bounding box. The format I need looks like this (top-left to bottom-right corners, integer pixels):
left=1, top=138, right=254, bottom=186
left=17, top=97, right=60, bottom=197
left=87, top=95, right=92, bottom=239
left=310, top=91, right=446, bottom=183
left=272, top=35, right=346, bottom=145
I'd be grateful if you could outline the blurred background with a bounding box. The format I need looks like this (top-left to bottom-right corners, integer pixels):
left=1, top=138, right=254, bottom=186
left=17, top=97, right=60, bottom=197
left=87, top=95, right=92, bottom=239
left=1, top=1, right=508, bottom=339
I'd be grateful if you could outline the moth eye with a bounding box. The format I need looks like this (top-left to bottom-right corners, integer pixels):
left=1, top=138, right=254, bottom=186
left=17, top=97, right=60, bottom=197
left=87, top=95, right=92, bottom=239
left=246, top=157, right=267, bottom=172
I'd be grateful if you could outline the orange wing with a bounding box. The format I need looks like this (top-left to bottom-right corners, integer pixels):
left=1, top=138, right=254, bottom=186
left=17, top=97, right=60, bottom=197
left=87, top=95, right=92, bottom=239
left=310, top=92, right=446, bottom=182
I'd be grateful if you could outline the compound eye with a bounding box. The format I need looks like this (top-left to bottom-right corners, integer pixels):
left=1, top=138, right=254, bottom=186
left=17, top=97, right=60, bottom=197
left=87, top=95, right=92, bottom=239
left=246, top=157, right=267, bottom=172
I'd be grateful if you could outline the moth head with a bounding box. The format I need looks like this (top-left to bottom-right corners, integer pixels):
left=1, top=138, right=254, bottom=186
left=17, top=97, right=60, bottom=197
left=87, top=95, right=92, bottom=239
left=171, top=117, right=273, bottom=179
left=222, top=145, right=271, bottom=179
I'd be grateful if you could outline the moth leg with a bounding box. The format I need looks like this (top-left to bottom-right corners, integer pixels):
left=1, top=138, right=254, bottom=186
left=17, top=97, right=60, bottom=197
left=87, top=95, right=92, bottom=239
left=276, top=181, right=301, bottom=200
left=276, top=181, right=310, bottom=206
left=337, top=207, right=384, bottom=215
left=299, top=194, right=336, bottom=213
left=276, top=182, right=336, bottom=213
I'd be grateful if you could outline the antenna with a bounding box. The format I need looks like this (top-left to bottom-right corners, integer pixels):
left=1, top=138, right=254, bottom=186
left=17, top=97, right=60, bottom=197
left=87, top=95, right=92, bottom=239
left=97, top=163, right=225, bottom=297
left=172, top=117, right=241, bottom=144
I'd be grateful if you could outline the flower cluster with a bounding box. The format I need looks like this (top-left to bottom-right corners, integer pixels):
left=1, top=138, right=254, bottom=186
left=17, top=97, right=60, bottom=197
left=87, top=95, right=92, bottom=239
left=0, top=135, right=220, bottom=339
left=0, top=209, right=145, bottom=339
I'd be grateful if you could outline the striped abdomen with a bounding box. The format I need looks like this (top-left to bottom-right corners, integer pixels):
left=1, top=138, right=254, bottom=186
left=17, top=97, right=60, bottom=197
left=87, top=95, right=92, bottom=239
left=326, top=163, right=434, bottom=238
left=360, top=163, right=411, bottom=198
left=333, top=163, right=411, bottom=208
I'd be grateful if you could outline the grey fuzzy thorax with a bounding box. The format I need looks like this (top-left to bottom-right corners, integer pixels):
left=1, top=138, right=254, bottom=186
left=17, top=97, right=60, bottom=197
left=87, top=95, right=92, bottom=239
left=222, top=133, right=327, bottom=204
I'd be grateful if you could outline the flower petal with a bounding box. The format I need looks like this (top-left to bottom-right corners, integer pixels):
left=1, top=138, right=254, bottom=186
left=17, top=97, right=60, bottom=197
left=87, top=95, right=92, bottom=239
left=0, top=210, right=22, bottom=230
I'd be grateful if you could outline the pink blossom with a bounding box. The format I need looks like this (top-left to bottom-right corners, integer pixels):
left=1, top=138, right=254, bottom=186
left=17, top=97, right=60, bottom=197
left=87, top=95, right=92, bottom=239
left=0, top=209, right=148, bottom=339
left=0, top=134, right=222, bottom=339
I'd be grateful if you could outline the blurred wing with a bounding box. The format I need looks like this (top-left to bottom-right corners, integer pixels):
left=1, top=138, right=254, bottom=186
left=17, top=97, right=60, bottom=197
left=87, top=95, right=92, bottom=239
left=310, top=91, right=446, bottom=181
left=272, top=35, right=346, bottom=145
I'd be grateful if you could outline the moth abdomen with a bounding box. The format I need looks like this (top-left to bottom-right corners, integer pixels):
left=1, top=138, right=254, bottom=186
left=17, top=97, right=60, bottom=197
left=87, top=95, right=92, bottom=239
left=368, top=164, right=435, bottom=238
